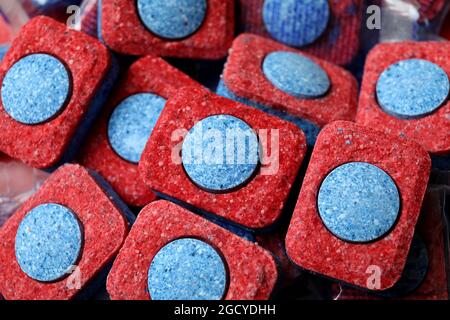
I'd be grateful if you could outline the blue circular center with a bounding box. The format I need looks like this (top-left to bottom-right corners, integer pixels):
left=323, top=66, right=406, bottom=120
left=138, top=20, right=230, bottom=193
left=262, top=0, right=330, bottom=47
left=181, top=115, right=259, bottom=193
left=317, top=162, right=400, bottom=243
left=376, top=59, right=449, bottom=119
left=1, top=53, right=71, bottom=125
left=148, top=238, right=227, bottom=300
left=15, top=203, right=82, bottom=282
left=137, top=0, right=207, bottom=40
left=263, top=51, right=330, bottom=99
left=108, top=93, right=166, bottom=163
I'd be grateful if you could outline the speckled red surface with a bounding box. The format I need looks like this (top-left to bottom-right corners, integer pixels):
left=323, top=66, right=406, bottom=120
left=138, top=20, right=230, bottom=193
left=0, top=164, right=129, bottom=300
left=139, top=87, right=307, bottom=229
left=0, top=16, right=112, bottom=168
left=236, top=0, right=363, bottom=66
left=285, top=121, right=431, bottom=290
left=356, top=42, right=450, bottom=155
left=336, top=188, right=449, bottom=300
left=107, top=200, right=278, bottom=300
left=101, top=0, right=234, bottom=59
left=78, top=56, right=199, bottom=207
left=223, top=34, right=358, bottom=128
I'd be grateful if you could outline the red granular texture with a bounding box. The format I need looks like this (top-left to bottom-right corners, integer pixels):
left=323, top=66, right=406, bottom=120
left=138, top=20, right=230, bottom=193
left=78, top=56, right=199, bottom=207
left=236, top=0, right=363, bottom=66
left=336, top=188, right=449, bottom=300
left=107, top=200, right=279, bottom=300
left=356, top=41, right=450, bottom=155
left=101, top=0, right=235, bottom=59
left=285, top=121, right=431, bottom=290
left=0, top=16, right=112, bottom=168
left=417, top=0, right=447, bottom=21
left=0, top=164, right=129, bottom=300
left=139, top=87, right=307, bottom=229
left=223, top=34, right=358, bottom=127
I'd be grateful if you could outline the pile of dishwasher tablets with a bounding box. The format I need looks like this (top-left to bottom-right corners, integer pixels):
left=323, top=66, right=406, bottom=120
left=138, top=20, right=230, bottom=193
left=0, top=0, right=449, bottom=300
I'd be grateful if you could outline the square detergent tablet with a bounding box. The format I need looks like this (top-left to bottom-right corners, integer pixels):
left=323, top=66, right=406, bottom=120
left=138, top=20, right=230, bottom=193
left=336, top=187, right=450, bottom=300
left=107, top=200, right=279, bottom=300
left=235, top=0, right=363, bottom=66
left=0, top=16, right=117, bottom=169
left=285, top=121, right=431, bottom=290
left=78, top=55, right=200, bottom=207
left=100, top=0, right=234, bottom=59
left=138, top=87, right=307, bottom=230
left=356, top=41, right=450, bottom=155
left=0, top=164, right=132, bottom=300
left=218, top=34, right=358, bottom=146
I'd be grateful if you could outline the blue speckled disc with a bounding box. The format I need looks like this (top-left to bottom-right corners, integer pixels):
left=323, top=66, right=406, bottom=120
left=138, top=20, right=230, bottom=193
left=318, top=162, right=400, bottom=243
left=15, top=203, right=83, bottom=282
left=263, top=51, right=330, bottom=99
left=182, top=115, right=259, bottom=193
left=137, top=0, right=207, bottom=40
left=1, top=53, right=71, bottom=125
left=262, top=0, right=330, bottom=47
left=376, top=59, right=449, bottom=119
left=148, top=238, right=227, bottom=300
left=108, top=93, right=167, bottom=163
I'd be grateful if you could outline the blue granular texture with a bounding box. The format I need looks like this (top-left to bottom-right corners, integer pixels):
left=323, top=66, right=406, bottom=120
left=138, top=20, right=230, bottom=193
left=263, top=51, right=330, bottom=99
left=148, top=238, right=227, bottom=300
left=108, top=93, right=166, bottom=164
left=1, top=53, right=71, bottom=125
left=182, top=114, right=259, bottom=193
left=262, top=0, right=330, bottom=47
left=376, top=59, right=449, bottom=119
left=137, top=0, right=207, bottom=40
left=216, top=80, right=320, bottom=146
left=317, top=162, right=400, bottom=243
left=15, top=203, right=83, bottom=282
